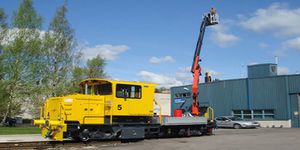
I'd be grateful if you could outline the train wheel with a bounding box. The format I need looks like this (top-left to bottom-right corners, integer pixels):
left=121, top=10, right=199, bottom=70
left=80, top=129, right=90, bottom=142
left=186, top=128, right=191, bottom=137
left=80, top=135, right=90, bottom=142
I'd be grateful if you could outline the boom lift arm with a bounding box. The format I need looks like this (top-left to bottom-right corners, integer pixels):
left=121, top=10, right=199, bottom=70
left=191, top=8, right=218, bottom=116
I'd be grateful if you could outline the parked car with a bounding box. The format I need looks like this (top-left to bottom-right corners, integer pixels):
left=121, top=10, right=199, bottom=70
left=4, top=117, right=17, bottom=127
left=215, top=116, right=260, bottom=129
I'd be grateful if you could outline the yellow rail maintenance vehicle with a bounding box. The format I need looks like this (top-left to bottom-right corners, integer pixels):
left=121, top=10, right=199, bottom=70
left=34, top=78, right=214, bottom=141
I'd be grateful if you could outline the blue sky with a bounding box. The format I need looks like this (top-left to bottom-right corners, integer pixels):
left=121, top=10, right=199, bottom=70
left=1, top=0, right=300, bottom=87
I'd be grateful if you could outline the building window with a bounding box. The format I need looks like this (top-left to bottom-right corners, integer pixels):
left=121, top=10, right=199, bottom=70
left=264, top=110, right=275, bottom=119
left=253, top=110, right=263, bottom=119
left=270, top=65, right=277, bottom=73
left=232, top=110, right=242, bottom=118
left=243, top=110, right=252, bottom=119
left=232, top=109, right=274, bottom=120
left=174, top=92, right=191, bottom=98
left=116, top=84, right=142, bottom=99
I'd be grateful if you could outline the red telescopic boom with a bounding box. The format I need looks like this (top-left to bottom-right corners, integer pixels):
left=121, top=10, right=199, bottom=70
left=191, top=8, right=218, bottom=116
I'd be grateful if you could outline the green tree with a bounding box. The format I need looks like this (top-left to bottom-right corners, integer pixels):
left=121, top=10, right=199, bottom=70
left=0, top=8, right=9, bottom=123
left=69, top=54, right=107, bottom=93
left=0, top=1, right=108, bottom=120
left=0, top=0, right=43, bottom=124
left=0, top=8, right=7, bottom=44
left=12, top=0, right=42, bottom=29
left=70, top=66, right=85, bottom=93
left=155, top=87, right=169, bottom=93
left=43, top=3, right=75, bottom=97
left=86, top=55, right=106, bottom=78
left=0, top=8, right=8, bottom=79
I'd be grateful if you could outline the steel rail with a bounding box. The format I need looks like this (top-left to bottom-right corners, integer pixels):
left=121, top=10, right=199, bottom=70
left=0, top=140, right=122, bottom=150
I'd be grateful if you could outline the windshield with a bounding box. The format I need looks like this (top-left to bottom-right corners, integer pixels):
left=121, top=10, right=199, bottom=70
left=95, top=83, right=112, bottom=95
left=79, top=81, right=112, bottom=95
left=229, top=117, right=243, bottom=121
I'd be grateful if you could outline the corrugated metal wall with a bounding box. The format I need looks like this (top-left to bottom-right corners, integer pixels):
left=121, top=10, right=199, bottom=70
left=288, top=75, right=300, bottom=94
left=171, top=74, right=300, bottom=120
left=249, top=76, right=288, bottom=119
left=199, top=79, right=248, bottom=117
left=171, top=79, right=248, bottom=117
left=248, top=64, right=277, bottom=78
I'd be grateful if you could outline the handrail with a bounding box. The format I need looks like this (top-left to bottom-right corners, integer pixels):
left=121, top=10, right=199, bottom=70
left=207, top=107, right=214, bottom=122
left=110, top=100, right=113, bottom=124
left=40, top=107, right=43, bottom=119
left=104, top=99, right=113, bottom=124
left=60, top=104, right=68, bottom=121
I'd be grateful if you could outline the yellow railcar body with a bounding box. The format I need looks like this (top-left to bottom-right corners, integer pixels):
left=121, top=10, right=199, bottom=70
left=34, top=79, right=156, bottom=141
left=79, top=78, right=156, bottom=117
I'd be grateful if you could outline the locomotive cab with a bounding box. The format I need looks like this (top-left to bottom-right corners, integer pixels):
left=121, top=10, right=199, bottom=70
left=79, top=79, right=155, bottom=118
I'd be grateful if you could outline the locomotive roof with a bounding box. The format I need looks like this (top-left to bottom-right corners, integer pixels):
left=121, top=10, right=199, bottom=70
left=80, top=78, right=156, bottom=86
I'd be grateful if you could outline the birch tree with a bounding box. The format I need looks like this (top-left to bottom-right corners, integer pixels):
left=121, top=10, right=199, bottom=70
left=0, top=8, right=9, bottom=124
left=86, top=55, right=106, bottom=78
left=43, top=4, right=75, bottom=97
left=0, top=0, right=43, bottom=124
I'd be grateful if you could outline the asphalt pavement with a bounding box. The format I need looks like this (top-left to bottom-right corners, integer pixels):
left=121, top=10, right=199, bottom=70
left=1, top=128, right=300, bottom=150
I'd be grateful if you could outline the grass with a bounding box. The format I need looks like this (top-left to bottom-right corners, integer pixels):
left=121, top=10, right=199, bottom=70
left=0, top=126, right=40, bottom=135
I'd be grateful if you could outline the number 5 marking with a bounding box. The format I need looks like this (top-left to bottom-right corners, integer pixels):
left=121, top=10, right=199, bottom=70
left=117, top=104, right=122, bottom=110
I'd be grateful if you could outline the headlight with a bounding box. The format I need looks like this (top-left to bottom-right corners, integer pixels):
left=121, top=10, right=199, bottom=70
left=64, top=98, right=73, bottom=102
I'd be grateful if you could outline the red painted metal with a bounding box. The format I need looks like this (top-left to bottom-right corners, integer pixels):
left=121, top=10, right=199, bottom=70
left=174, top=109, right=183, bottom=117
left=191, top=56, right=200, bottom=116
left=190, top=8, right=218, bottom=116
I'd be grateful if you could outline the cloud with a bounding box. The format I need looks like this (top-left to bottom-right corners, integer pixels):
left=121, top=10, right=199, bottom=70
left=277, top=66, right=289, bottom=75
left=282, top=37, right=300, bottom=51
left=175, top=67, right=192, bottom=84
left=81, top=44, right=129, bottom=60
left=272, top=49, right=286, bottom=57
left=240, top=3, right=300, bottom=55
left=138, top=67, right=223, bottom=88
left=138, top=71, right=183, bottom=88
left=205, top=69, right=222, bottom=77
left=211, top=24, right=240, bottom=48
left=259, top=43, right=269, bottom=49
left=175, top=67, right=223, bottom=83
left=274, top=37, right=300, bottom=55
left=149, top=56, right=175, bottom=64
left=202, top=68, right=223, bottom=77
left=240, top=3, right=300, bottom=37
left=1, top=28, right=46, bottom=45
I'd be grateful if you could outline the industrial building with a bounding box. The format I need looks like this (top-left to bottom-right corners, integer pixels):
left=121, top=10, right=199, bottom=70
left=171, top=63, right=300, bottom=128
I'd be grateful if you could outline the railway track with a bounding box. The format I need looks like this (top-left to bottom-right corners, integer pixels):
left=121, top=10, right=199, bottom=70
left=0, top=140, right=123, bottom=150
left=0, top=131, right=211, bottom=150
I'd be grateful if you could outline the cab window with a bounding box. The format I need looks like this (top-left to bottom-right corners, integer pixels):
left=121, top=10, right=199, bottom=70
left=95, top=83, right=112, bottom=95
left=80, top=83, right=93, bottom=95
left=116, top=84, right=142, bottom=99
left=86, top=85, right=92, bottom=94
